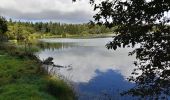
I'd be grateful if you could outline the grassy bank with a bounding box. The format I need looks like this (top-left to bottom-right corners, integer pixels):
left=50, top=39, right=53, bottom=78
left=0, top=45, right=75, bottom=100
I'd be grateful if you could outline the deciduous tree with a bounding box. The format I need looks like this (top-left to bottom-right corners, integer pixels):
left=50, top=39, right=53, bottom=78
left=0, top=16, right=8, bottom=41
left=73, top=0, right=170, bottom=99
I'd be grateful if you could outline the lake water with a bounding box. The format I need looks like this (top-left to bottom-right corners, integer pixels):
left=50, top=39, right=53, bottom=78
left=36, top=38, right=137, bottom=100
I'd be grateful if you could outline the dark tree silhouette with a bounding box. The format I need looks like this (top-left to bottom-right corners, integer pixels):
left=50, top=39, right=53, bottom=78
left=74, top=0, right=170, bottom=99
left=0, top=16, right=8, bottom=41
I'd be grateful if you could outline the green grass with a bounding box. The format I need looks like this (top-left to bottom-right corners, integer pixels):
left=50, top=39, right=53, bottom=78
left=0, top=53, right=75, bottom=100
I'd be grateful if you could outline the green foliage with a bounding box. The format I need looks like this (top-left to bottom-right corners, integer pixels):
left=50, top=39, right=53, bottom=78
left=0, top=44, right=75, bottom=100
left=45, top=77, right=75, bottom=100
left=0, top=17, right=7, bottom=34
left=0, top=16, right=8, bottom=41
left=80, top=0, right=170, bottom=99
left=5, top=19, right=113, bottom=41
left=0, top=84, right=57, bottom=100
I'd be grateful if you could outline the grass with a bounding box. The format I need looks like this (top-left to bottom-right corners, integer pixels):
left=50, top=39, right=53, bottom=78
left=0, top=49, right=75, bottom=100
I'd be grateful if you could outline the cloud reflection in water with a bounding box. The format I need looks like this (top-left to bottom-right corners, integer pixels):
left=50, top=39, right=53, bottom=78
left=38, top=46, right=135, bottom=83
left=37, top=38, right=136, bottom=99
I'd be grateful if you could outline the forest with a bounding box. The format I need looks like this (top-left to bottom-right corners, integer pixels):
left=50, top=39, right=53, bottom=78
left=4, top=18, right=114, bottom=41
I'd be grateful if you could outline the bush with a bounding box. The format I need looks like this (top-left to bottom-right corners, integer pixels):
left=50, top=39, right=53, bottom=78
left=45, top=77, right=75, bottom=100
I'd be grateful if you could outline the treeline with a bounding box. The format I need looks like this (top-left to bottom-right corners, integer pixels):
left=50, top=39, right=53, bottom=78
left=6, top=19, right=114, bottom=40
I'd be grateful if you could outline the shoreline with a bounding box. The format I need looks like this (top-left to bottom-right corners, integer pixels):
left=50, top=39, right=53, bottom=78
left=0, top=44, right=76, bottom=100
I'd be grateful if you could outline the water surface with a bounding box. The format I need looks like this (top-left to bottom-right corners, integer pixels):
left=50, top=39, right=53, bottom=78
left=36, top=38, right=136, bottom=100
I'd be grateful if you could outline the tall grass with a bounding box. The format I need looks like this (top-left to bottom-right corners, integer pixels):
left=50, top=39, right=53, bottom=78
left=0, top=42, right=76, bottom=100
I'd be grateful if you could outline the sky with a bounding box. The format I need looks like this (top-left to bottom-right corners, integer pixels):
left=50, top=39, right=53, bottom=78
left=0, top=0, right=95, bottom=23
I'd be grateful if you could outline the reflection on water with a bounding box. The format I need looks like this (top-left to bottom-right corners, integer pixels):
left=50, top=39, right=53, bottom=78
left=36, top=38, right=136, bottom=99
left=77, top=69, right=135, bottom=100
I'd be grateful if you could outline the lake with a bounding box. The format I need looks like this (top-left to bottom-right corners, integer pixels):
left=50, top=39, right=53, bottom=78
left=36, top=38, right=137, bottom=100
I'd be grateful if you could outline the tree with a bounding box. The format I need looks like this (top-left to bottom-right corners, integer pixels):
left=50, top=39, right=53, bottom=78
left=74, top=0, right=170, bottom=99
left=6, top=19, right=112, bottom=40
left=0, top=16, right=8, bottom=41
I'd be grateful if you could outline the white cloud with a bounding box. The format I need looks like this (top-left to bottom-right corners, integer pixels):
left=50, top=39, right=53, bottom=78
left=0, top=0, right=95, bottom=23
